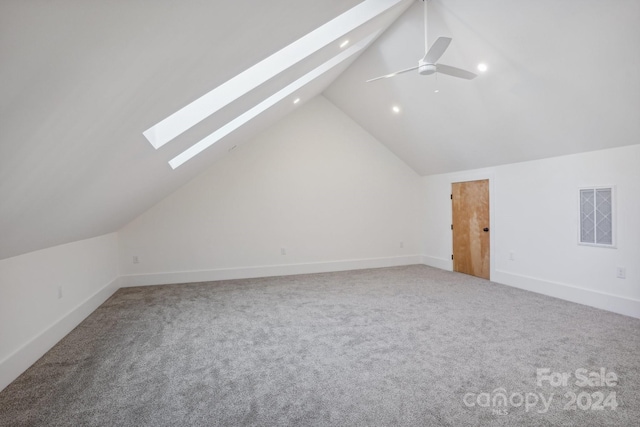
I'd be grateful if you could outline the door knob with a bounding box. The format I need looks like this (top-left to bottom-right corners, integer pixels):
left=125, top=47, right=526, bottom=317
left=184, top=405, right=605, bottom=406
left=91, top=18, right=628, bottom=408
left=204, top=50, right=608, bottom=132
left=483, top=227, right=489, bottom=232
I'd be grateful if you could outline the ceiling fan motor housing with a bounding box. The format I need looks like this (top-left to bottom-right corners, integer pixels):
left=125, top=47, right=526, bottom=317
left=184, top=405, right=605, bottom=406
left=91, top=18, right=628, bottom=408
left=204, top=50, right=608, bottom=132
left=418, top=61, right=436, bottom=76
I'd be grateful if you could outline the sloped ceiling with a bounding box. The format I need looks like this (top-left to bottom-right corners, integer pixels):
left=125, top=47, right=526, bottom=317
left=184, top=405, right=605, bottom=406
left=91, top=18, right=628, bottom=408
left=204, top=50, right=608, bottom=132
left=1, top=0, right=638, bottom=260
left=325, top=0, right=640, bottom=175
left=0, top=0, right=411, bottom=260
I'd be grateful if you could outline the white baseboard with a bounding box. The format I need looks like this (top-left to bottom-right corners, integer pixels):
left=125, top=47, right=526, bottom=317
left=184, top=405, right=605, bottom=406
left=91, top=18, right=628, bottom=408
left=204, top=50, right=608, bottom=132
left=0, top=277, right=120, bottom=392
left=421, top=254, right=452, bottom=271
left=493, top=269, right=640, bottom=319
left=120, top=255, right=423, bottom=287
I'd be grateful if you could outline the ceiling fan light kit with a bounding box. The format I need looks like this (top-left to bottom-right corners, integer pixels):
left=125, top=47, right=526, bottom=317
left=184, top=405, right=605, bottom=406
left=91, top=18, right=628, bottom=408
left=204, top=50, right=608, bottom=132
left=367, top=0, right=476, bottom=82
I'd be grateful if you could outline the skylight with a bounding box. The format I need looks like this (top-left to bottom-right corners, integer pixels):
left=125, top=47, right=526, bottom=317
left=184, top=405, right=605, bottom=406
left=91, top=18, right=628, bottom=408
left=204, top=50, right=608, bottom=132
left=169, top=32, right=380, bottom=169
left=143, top=0, right=407, bottom=150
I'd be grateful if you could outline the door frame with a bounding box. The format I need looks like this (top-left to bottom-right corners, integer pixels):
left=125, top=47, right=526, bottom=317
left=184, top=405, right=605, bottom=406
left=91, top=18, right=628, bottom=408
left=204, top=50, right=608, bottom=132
left=449, top=172, right=495, bottom=280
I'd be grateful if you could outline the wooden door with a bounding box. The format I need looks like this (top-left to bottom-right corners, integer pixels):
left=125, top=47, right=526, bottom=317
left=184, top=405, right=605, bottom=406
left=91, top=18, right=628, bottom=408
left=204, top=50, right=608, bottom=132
left=452, top=179, right=490, bottom=279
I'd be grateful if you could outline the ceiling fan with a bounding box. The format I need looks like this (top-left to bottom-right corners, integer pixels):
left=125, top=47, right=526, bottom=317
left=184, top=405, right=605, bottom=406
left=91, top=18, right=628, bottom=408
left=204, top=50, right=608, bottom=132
left=366, top=0, right=477, bottom=83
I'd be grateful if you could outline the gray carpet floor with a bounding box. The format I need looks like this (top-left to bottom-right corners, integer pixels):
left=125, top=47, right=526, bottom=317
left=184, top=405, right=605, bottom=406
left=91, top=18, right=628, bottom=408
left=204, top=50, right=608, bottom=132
left=1, top=265, right=639, bottom=426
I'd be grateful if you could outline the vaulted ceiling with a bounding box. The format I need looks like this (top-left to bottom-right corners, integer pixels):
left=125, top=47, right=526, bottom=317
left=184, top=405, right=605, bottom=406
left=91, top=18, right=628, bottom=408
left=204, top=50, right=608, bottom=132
left=326, top=0, right=640, bottom=175
left=1, top=0, right=638, bottom=260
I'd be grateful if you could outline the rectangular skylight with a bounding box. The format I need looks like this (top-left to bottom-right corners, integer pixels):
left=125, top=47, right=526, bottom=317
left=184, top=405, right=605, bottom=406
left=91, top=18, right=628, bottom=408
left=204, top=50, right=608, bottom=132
left=143, top=0, right=406, bottom=149
left=168, top=31, right=379, bottom=169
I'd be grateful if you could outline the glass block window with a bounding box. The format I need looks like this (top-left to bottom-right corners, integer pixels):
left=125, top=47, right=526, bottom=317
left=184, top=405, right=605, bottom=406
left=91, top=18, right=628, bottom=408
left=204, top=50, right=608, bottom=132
left=579, top=187, right=614, bottom=247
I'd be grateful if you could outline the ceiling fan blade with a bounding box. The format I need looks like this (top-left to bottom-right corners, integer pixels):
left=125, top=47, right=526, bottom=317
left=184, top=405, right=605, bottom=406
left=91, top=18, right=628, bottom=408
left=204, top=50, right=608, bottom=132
left=436, top=63, right=477, bottom=80
left=423, top=37, right=451, bottom=64
left=366, top=65, right=420, bottom=82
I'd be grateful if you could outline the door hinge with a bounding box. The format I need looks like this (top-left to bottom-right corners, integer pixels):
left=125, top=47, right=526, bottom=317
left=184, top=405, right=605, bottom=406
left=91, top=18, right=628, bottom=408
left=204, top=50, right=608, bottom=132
left=451, top=254, right=454, bottom=260
left=451, top=224, right=453, bottom=230
left=450, top=194, right=453, bottom=200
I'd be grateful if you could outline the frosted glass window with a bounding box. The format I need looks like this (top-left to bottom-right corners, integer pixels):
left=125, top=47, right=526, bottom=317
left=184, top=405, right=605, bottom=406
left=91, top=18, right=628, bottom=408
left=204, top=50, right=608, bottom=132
left=579, top=187, right=614, bottom=247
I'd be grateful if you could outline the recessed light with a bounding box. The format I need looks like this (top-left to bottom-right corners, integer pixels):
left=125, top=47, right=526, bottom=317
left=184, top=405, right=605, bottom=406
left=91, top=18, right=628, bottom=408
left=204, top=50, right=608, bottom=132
left=392, top=105, right=401, bottom=114
left=340, top=40, right=350, bottom=48
left=477, top=63, right=488, bottom=72
left=293, top=98, right=301, bottom=104
left=434, top=89, right=439, bottom=93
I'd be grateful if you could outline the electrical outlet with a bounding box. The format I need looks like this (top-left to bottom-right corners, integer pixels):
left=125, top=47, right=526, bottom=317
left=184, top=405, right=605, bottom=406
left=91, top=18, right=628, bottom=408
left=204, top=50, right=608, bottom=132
left=616, top=267, right=626, bottom=279
left=132, top=256, right=139, bottom=264
left=509, top=252, right=515, bottom=261
left=57, top=286, right=63, bottom=299
left=400, top=241, right=404, bottom=248
left=280, top=248, right=286, bottom=256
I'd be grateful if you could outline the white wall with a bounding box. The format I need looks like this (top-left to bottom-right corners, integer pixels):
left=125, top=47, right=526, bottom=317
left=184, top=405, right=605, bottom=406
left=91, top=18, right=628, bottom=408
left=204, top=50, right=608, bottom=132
left=422, top=144, right=640, bottom=318
left=118, top=96, right=425, bottom=285
left=0, top=233, right=120, bottom=391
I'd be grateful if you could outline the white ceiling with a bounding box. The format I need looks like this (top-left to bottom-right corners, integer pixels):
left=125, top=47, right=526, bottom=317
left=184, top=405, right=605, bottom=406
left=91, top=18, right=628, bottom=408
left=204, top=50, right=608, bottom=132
left=1, top=0, right=638, bottom=260
left=325, top=0, right=640, bottom=175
